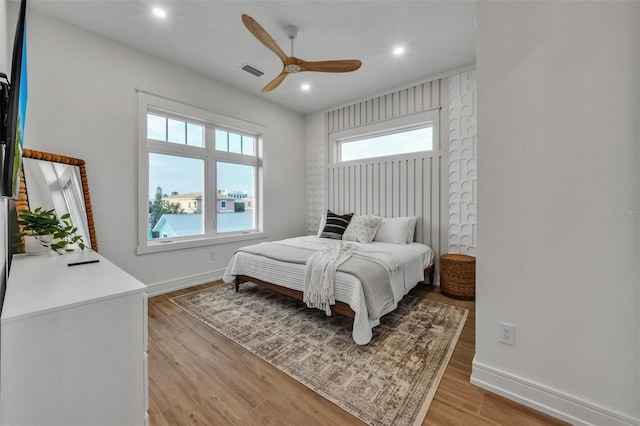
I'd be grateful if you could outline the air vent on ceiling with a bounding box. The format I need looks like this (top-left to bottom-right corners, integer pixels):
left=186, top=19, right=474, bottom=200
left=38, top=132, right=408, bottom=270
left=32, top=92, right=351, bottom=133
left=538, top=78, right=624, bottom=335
left=241, top=64, right=264, bottom=77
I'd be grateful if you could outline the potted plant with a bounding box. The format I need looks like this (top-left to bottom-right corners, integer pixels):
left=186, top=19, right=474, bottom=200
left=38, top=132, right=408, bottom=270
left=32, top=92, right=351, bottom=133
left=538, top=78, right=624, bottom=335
left=16, top=207, right=86, bottom=255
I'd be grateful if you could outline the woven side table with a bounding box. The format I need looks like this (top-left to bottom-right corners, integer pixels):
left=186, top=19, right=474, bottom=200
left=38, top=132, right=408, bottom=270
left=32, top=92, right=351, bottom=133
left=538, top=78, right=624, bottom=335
left=440, top=254, right=476, bottom=300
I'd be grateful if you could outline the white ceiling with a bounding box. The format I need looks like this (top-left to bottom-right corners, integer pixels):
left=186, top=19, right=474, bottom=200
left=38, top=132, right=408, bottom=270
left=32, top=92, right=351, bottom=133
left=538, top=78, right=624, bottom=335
left=27, top=1, right=476, bottom=115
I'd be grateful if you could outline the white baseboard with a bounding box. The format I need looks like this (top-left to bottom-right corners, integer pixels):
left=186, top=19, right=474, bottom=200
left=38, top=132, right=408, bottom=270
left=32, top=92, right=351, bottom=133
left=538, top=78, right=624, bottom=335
left=471, top=358, right=639, bottom=426
left=143, top=268, right=226, bottom=297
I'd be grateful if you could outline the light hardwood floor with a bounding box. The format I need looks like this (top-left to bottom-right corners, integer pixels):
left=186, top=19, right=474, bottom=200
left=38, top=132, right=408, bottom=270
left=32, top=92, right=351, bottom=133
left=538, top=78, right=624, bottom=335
left=148, top=282, right=568, bottom=425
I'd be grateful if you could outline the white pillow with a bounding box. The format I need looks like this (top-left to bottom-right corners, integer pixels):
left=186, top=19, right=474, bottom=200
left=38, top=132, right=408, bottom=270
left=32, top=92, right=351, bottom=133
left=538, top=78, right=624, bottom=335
left=342, top=215, right=382, bottom=243
left=406, top=216, right=418, bottom=243
left=374, top=216, right=415, bottom=245
left=316, top=212, right=327, bottom=236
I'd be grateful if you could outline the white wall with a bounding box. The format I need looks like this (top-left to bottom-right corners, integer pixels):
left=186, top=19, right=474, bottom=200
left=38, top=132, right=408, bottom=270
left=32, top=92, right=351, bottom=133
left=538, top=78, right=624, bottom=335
left=474, top=2, right=639, bottom=425
left=23, top=10, right=306, bottom=292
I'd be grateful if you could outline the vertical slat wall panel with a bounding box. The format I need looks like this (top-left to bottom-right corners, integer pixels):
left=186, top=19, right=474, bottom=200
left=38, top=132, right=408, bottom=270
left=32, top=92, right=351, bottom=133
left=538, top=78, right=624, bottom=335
left=407, top=89, right=414, bottom=115
left=372, top=163, right=380, bottom=216
left=407, top=159, right=416, bottom=218
left=422, top=83, right=430, bottom=111
left=393, top=91, right=401, bottom=117
left=415, top=85, right=424, bottom=112
left=323, top=78, right=447, bottom=279
left=349, top=165, right=356, bottom=214
left=371, top=98, right=380, bottom=123
left=326, top=154, right=438, bottom=254
left=327, top=81, right=444, bottom=132
left=399, top=159, right=407, bottom=217
left=431, top=79, right=440, bottom=110
left=385, top=161, right=393, bottom=217
left=414, top=158, right=424, bottom=242
left=399, top=90, right=407, bottom=116
left=363, top=165, right=370, bottom=214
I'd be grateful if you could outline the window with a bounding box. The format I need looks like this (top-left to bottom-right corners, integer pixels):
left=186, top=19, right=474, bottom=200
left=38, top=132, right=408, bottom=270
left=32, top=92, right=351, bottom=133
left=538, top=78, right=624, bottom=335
left=330, top=109, right=439, bottom=164
left=217, top=162, right=255, bottom=232
left=138, top=93, right=264, bottom=254
left=339, top=126, right=432, bottom=162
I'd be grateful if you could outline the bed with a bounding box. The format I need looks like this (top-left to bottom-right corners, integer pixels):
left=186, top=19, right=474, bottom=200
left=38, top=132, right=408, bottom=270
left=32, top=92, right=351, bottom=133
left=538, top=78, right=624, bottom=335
left=223, top=217, right=435, bottom=345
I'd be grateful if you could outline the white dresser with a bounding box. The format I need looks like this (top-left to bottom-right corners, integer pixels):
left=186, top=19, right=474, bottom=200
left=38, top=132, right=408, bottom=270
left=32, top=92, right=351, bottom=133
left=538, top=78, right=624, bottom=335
left=0, top=250, right=149, bottom=426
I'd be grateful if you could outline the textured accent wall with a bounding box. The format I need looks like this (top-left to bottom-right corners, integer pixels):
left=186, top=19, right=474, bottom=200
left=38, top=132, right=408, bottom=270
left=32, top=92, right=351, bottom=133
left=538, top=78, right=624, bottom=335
left=305, top=112, right=326, bottom=235
left=327, top=80, right=441, bottom=132
left=326, top=155, right=442, bottom=249
left=306, top=78, right=449, bottom=265
left=448, top=70, right=477, bottom=256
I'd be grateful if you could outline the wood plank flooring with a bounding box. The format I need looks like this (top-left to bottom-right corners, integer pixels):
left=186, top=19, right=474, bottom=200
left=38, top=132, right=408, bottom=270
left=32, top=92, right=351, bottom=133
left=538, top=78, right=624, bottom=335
left=148, top=282, right=568, bottom=425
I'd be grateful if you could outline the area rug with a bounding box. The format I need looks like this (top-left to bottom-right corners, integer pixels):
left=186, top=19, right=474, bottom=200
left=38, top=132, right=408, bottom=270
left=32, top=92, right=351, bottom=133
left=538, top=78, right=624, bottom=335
left=171, top=283, right=468, bottom=426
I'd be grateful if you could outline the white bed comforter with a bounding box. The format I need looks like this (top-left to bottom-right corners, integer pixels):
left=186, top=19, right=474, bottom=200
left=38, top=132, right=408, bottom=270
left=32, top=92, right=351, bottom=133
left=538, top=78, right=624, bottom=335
left=223, top=236, right=434, bottom=345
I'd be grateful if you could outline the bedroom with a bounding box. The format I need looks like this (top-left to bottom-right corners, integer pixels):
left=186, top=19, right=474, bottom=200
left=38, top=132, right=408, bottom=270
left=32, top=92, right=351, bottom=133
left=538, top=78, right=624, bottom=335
left=0, top=1, right=638, bottom=425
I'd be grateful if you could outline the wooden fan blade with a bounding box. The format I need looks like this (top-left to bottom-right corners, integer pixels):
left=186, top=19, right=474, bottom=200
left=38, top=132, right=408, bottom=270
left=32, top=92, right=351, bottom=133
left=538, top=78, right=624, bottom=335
left=262, top=72, right=288, bottom=92
left=242, top=14, right=289, bottom=64
left=297, top=59, right=362, bottom=73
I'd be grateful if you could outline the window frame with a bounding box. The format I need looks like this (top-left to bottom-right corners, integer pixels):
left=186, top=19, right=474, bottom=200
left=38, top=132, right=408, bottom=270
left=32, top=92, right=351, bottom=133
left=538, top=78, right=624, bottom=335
left=137, top=92, right=265, bottom=255
left=328, top=109, right=440, bottom=164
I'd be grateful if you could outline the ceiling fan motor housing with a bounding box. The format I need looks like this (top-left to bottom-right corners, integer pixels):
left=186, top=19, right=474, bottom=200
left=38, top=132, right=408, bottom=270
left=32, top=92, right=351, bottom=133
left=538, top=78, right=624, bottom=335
left=284, top=64, right=301, bottom=73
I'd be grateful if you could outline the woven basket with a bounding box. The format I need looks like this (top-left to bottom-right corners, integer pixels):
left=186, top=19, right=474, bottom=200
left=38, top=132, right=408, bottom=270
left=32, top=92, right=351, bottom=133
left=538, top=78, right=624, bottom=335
left=440, top=254, right=476, bottom=300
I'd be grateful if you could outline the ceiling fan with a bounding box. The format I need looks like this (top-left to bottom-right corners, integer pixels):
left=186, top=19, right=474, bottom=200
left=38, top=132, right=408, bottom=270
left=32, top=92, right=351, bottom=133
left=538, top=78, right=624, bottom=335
left=241, top=14, right=363, bottom=92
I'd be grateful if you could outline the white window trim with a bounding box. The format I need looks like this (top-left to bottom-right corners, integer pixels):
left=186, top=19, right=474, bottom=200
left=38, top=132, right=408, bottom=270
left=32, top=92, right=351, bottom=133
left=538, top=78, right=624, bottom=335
left=137, top=91, right=266, bottom=255
left=328, top=108, right=440, bottom=165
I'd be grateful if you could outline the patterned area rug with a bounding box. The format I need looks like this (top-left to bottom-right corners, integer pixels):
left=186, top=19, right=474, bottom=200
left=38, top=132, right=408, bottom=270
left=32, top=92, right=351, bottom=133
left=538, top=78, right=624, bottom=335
left=171, top=283, right=468, bottom=426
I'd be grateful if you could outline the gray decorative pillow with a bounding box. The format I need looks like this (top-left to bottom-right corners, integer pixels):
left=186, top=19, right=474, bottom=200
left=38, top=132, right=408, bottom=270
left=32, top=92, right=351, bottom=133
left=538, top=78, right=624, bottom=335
left=320, top=210, right=354, bottom=239
left=342, top=215, right=383, bottom=243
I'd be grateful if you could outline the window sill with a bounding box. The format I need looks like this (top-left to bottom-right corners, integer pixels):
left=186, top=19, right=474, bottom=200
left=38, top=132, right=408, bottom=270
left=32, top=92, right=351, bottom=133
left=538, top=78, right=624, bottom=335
left=136, top=231, right=266, bottom=255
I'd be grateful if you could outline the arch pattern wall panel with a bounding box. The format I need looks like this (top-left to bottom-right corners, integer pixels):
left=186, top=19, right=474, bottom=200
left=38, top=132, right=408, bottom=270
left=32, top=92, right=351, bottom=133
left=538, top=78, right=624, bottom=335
left=448, top=70, right=477, bottom=256
left=305, top=111, right=326, bottom=235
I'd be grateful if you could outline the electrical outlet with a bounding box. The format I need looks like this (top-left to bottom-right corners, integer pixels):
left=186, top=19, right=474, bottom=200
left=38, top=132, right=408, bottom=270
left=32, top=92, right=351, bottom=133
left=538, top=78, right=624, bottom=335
left=499, top=322, right=514, bottom=345
left=210, top=251, right=216, bottom=261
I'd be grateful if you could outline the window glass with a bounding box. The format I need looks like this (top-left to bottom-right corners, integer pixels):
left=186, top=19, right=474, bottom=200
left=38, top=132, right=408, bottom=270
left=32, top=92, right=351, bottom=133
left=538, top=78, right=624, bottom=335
left=167, top=118, right=186, bottom=144
left=228, top=132, right=242, bottom=154
left=148, top=153, right=204, bottom=239
left=147, top=114, right=166, bottom=141
left=340, top=126, right=433, bottom=162
left=217, top=162, right=255, bottom=233
left=215, top=129, right=228, bottom=152
left=186, top=123, right=204, bottom=147
left=242, top=136, right=254, bottom=155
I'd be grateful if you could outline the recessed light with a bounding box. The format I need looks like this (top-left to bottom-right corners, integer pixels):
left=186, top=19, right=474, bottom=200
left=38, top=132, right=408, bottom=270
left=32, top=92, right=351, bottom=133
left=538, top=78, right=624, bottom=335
left=301, top=84, right=310, bottom=91
left=393, top=46, right=405, bottom=55
left=152, top=7, right=167, bottom=18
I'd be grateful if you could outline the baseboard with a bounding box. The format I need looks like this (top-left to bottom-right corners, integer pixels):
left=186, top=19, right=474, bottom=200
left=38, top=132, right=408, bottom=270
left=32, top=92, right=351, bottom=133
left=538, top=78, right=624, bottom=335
left=471, top=358, right=639, bottom=426
left=143, top=268, right=226, bottom=297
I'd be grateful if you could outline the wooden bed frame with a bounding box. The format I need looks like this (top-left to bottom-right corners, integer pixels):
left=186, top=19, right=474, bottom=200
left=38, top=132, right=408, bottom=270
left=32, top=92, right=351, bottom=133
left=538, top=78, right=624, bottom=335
left=234, top=264, right=435, bottom=319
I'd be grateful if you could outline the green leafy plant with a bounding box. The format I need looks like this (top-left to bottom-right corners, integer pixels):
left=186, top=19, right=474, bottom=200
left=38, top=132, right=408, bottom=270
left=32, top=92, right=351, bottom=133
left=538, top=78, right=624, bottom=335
left=16, top=207, right=86, bottom=254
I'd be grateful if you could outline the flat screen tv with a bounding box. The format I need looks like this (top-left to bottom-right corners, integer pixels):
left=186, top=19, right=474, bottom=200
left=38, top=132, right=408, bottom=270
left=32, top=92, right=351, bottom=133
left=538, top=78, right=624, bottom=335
left=2, top=0, right=28, bottom=199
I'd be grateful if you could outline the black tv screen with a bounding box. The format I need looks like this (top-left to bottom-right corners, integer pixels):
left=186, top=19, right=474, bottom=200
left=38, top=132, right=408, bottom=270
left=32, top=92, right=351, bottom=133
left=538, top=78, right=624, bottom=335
left=2, top=0, right=28, bottom=199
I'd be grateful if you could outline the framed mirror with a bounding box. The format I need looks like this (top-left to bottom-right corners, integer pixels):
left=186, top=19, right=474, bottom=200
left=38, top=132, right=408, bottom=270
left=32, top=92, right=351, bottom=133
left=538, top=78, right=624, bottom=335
left=16, top=148, right=98, bottom=251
